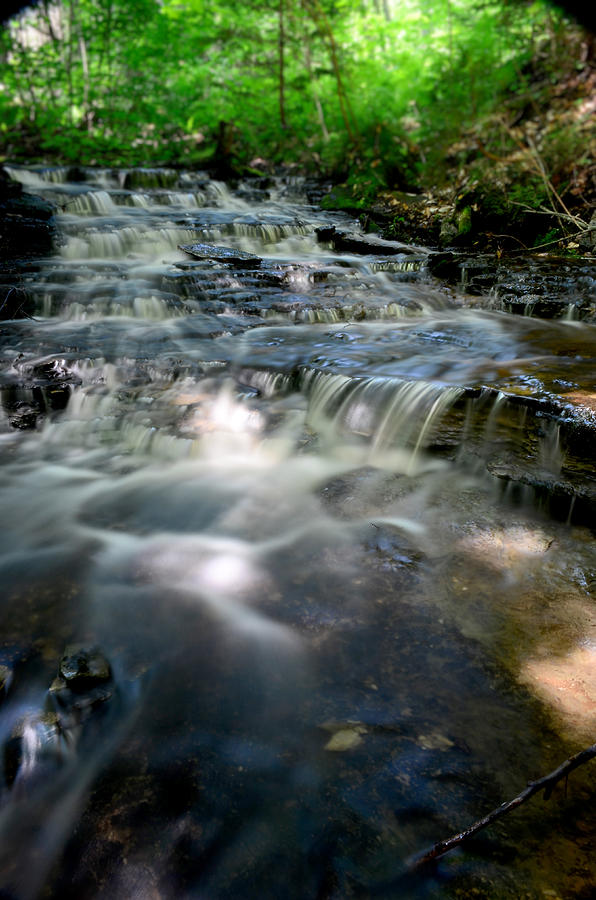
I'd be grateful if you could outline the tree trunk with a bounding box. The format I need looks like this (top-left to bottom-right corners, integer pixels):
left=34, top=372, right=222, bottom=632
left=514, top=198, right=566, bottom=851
left=278, top=0, right=287, bottom=128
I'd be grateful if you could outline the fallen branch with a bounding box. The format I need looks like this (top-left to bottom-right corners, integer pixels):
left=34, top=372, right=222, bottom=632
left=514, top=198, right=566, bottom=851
left=410, top=742, right=596, bottom=870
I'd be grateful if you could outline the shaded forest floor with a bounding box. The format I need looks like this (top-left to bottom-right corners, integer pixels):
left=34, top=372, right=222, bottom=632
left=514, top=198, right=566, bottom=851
left=320, top=49, right=595, bottom=257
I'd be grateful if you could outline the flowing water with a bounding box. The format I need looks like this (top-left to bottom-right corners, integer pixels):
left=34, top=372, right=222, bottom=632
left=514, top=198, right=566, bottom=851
left=1, top=165, right=595, bottom=899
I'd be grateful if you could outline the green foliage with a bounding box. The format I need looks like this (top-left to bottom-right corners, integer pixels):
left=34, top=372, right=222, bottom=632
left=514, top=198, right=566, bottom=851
left=535, top=227, right=560, bottom=247
left=0, top=0, right=583, bottom=180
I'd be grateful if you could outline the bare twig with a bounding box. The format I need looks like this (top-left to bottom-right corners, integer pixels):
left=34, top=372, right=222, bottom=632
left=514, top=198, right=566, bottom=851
left=525, top=135, right=575, bottom=224
left=534, top=206, right=592, bottom=232
left=495, top=119, right=591, bottom=238
left=410, top=742, right=596, bottom=870
left=488, top=233, right=529, bottom=249
left=511, top=203, right=594, bottom=233
left=0, top=286, right=20, bottom=316
left=0, top=286, right=38, bottom=321
left=505, top=233, right=593, bottom=255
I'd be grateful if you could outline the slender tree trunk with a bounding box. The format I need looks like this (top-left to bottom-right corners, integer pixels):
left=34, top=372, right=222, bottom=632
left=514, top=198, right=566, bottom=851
left=79, top=33, right=91, bottom=130
left=278, top=0, right=287, bottom=128
left=38, top=0, right=61, bottom=106
left=302, top=0, right=359, bottom=146
left=105, top=0, right=113, bottom=131
left=13, top=24, right=39, bottom=113
left=446, top=0, right=453, bottom=70
left=67, top=0, right=75, bottom=125
left=303, top=40, right=329, bottom=142
left=75, top=3, right=92, bottom=133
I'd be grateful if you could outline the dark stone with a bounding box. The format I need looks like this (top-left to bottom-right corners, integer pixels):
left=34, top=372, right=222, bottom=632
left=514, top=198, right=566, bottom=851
left=59, top=644, right=112, bottom=690
left=314, top=225, right=337, bottom=243
left=426, top=252, right=461, bottom=281
left=66, top=166, right=88, bottom=183
left=0, top=358, right=82, bottom=429
left=179, top=242, right=262, bottom=267
left=316, top=226, right=419, bottom=256
left=0, top=167, right=57, bottom=257
left=122, top=168, right=178, bottom=190
left=0, top=396, right=39, bottom=429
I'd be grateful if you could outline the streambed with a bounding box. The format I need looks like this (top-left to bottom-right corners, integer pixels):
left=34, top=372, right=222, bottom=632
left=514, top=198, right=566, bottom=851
left=0, top=165, right=595, bottom=899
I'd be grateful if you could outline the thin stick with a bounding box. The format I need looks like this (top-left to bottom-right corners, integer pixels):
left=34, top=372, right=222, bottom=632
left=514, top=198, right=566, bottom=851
left=511, top=203, right=594, bottom=233
left=0, top=287, right=38, bottom=322
left=410, top=742, right=596, bottom=870
left=505, top=233, right=593, bottom=255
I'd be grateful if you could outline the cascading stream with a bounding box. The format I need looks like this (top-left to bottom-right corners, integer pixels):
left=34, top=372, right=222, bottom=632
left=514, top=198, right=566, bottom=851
left=0, top=165, right=595, bottom=900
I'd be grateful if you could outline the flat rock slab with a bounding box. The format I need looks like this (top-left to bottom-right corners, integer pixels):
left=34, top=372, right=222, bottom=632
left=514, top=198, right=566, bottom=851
left=315, top=225, right=422, bottom=256
left=179, top=242, right=261, bottom=267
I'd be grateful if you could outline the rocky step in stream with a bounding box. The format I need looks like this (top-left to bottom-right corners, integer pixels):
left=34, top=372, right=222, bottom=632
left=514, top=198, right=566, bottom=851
left=428, top=251, right=596, bottom=321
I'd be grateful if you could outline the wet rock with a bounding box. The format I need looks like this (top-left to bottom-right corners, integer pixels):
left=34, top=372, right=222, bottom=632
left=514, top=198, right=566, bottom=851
left=1, top=642, right=115, bottom=789
left=59, top=644, right=112, bottom=690
left=487, top=459, right=596, bottom=526
left=492, top=259, right=596, bottom=319
left=235, top=176, right=274, bottom=203
left=65, top=166, right=88, bottom=183
left=426, top=251, right=463, bottom=281
left=121, top=168, right=178, bottom=189
left=0, top=167, right=57, bottom=257
left=315, top=224, right=419, bottom=256
left=178, top=242, right=262, bottom=267
left=314, top=224, right=336, bottom=243
left=1, top=358, right=82, bottom=429
left=0, top=396, right=40, bottom=429
left=426, top=252, right=596, bottom=319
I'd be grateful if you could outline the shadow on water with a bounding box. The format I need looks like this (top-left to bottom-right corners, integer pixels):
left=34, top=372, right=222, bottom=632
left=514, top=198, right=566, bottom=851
left=0, top=165, right=595, bottom=898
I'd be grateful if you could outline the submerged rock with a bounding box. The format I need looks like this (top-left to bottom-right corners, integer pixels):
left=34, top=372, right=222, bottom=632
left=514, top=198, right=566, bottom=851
left=320, top=721, right=368, bottom=752
left=59, top=644, right=112, bottom=690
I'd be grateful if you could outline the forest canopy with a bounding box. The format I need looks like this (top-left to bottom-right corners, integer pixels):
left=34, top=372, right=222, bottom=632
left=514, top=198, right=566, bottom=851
left=0, top=0, right=592, bottom=194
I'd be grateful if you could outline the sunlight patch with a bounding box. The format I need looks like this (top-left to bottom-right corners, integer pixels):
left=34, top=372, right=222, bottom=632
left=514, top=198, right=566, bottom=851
left=522, top=643, right=596, bottom=740
left=457, top=525, right=554, bottom=571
